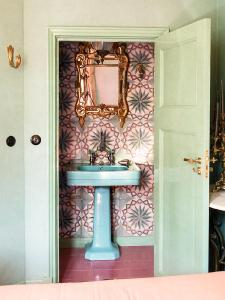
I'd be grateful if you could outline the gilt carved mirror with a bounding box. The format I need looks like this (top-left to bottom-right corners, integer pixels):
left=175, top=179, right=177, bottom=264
left=75, top=42, right=129, bottom=127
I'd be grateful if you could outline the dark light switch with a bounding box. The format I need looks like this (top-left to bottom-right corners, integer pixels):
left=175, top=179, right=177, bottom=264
left=6, top=136, right=16, bottom=147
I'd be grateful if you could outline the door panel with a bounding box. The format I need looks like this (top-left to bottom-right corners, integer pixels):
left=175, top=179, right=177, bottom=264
left=155, top=19, right=211, bottom=276
left=161, top=40, right=197, bottom=106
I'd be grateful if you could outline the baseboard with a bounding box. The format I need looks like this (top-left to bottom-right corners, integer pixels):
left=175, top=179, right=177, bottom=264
left=24, top=278, right=52, bottom=284
left=60, top=235, right=154, bottom=248
left=116, top=235, right=154, bottom=246
left=8, top=277, right=53, bottom=285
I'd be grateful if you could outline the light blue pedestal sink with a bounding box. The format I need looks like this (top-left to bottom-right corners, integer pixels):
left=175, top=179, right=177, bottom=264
left=67, top=164, right=140, bottom=260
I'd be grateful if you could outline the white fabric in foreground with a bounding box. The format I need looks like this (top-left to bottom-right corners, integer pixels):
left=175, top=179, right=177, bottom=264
left=0, top=272, right=225, bottom=300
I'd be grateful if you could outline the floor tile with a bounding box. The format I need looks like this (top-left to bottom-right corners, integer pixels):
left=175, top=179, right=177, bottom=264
left=59, top=246, right=154, bottom=283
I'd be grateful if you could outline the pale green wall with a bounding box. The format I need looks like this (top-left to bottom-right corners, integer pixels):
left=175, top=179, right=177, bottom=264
left=218, top=0, right=225, bottom=84
left=0, top=0, right=217, bottom=284
left=22, top=0, right=219, bottom=283
left=0, top=0, right=24, bottom=284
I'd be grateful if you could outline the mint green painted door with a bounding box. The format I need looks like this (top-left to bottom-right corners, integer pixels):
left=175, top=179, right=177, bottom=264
left=154, top=19, right=211, bottom=276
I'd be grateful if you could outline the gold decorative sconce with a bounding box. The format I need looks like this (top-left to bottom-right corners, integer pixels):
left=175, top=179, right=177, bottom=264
left=7, top=45, right=22, bottom=69
left=136, top=63, right=145, bottom=79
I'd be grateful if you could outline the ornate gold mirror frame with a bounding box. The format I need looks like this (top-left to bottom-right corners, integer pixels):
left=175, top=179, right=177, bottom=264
left=75, top=42, right=129, bottom=127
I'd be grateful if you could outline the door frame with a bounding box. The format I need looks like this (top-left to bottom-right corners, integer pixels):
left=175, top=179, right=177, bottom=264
left=48, top=26, right=168, bottom=282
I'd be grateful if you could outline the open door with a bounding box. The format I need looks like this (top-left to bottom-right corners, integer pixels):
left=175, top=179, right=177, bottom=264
left=154, top=19, right=211, bottom=276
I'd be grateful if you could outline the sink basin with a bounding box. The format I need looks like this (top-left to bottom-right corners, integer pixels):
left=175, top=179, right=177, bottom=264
left=78, top=165, right=128, bottom=171
left=67, top=164, right=140, bottom=186
left=66, top=163, right=141, bottom=261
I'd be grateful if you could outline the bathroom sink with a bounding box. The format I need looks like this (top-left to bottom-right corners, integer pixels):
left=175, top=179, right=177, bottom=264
left=78, top=165, right=128, bottom=171
left=67, top=163, right=140, bottom=186
left=66, top=163, right=140, bottom=260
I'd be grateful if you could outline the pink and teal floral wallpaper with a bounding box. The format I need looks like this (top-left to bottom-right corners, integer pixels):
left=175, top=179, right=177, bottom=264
left=59, top=42, right=154, bottom=238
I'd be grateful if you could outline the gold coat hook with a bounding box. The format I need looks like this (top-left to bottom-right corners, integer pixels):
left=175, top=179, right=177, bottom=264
left=7, top=45, right=22, bottom=69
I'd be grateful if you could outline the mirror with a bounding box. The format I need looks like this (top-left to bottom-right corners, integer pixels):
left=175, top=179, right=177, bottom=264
left=93, top=65, right=118, bottom=106
left=75, top=42, right=129, bottom=127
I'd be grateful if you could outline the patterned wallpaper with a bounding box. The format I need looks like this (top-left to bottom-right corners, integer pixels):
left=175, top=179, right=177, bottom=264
left=59, top=42, right=154, bottom=238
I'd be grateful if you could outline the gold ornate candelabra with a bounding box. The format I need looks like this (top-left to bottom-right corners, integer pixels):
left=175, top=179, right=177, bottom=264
left=211, top=81, right=225, bottom=192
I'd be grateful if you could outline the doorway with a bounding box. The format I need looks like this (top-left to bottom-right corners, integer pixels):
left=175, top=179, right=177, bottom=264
left=49, top=27, right=168, bottom=282
left=49, top=21, right=210, bottom=282
left=58, top=40, right=155, bottom=282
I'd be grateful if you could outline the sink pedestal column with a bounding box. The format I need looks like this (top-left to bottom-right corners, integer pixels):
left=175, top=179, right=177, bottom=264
left=85, top=186, right=119, bottom=260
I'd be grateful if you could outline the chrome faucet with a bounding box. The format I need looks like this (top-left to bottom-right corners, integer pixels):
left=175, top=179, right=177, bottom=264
left=89, top=130, right=115, bottom=165
left=99, top=131, right=106, bottom=151
left=89, top=150, right=97, bottom=165
left=109, top=149, right=115, bottom=165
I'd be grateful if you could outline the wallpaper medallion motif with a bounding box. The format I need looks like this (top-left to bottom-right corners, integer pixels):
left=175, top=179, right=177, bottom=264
left=59, top=42, right=154, bottom=238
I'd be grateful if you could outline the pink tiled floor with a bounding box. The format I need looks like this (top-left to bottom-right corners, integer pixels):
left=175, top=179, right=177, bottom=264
left=59, top=246, right=154, bottom=282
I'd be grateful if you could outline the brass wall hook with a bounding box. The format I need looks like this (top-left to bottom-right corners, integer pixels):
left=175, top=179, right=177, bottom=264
left=7, top=45, right=22, bottom=69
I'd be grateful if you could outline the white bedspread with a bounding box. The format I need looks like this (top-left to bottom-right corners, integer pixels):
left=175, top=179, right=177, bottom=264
left=0, top=272, right=224, bottom=300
